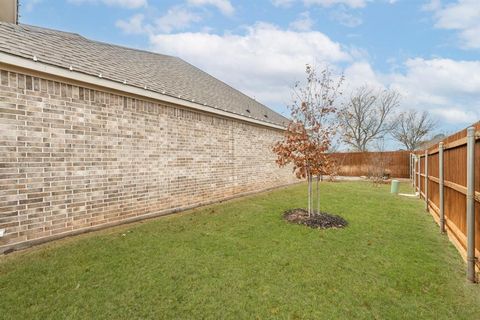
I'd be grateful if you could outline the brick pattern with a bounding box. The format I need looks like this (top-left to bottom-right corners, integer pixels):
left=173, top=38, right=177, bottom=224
left=0, top=22, right=288, bottom=126
left=0, top=69, right=296, bottom=251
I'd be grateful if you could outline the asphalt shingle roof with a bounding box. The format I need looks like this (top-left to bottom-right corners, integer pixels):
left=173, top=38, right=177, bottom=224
left=0, top=22, right=288, bottom=126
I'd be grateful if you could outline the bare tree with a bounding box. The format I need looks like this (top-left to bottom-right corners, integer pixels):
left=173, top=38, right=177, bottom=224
left=391, top=110, right=436, bottom=151
left=338, top=86, right=400, bottom=151
left=369, top=138, right=391, bottom=186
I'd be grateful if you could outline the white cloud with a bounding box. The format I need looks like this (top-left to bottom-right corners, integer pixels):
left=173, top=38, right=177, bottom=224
left=116, top=14, right=146, bottom=34
left=389, top=58, right=480, bottom=124
left=154, top=6, right=202, bottom=33
left=304, top=0, right=368, bottom=8
left=430, top=108, right=478, bottom=124
left=113, top=8, right=479, bottom=129
left=429, top=0, right=480, bottom=49
left=330, top=57, right=480, bottom=127
left=330, top=8, right=362, bottom=27
left=393, top=58, right=480, bottom=96
left=144, top=20, right=479, bottom=127
left=23, top=0, right=43, bottom=12
left=187, top=0, right=234, bottom=16
left=271, top=0, right=296, bottom=7
left=344, top=61, right=384, bottom=89
left=289, top=12, right=314, bottom=31
left=422, top=0, right=441, bottom=11
left=68, top=0, right=147, bottom=9
left=148, top=22, right=350, bottom=112
left=272, top=0, right=367, bottom=8
left=343, top=58, right=480, bottom=128
left=116, top=8, right=203, bottom=35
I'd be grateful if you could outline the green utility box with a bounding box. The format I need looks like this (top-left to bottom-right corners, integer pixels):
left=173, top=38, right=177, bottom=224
left=390, top=180, right=399, bottom=194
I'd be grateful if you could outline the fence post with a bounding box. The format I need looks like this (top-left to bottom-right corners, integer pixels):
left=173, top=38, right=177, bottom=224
left=411, top=153, right=415, bottom=187
left=409, top=153, right=413, bottom=184
left=408, top=153, right=411, bottom=184
left=466, top=127, right=476, bottom=283
left=424, top=150, right=428, bottom=211
left=413, top=155, right=417, bottom=191
left=439, top=142, right=445, bottom=233
left=417, top=155, right=421, bottom=197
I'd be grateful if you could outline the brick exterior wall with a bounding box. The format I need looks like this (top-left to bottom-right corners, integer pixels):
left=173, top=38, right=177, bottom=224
left=0, top=68, right=296, bottom=252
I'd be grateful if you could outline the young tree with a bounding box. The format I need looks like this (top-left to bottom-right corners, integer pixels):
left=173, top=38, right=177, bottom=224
left=273, top=65, right=343, bottom=216
left=369, top=138, right=391, bottom=186
left=391, top=110, right=436, bottom=151
left=273, top=122, right=331, bottom=216
left=338, top=86, right=399, bottom=151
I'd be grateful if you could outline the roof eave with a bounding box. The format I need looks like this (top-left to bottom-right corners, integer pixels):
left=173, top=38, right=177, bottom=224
left=0, top=52, right=286, bottom=130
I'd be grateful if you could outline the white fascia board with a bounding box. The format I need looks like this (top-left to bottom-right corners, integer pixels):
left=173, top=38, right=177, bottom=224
left=0, top=52, right=286, bottom=130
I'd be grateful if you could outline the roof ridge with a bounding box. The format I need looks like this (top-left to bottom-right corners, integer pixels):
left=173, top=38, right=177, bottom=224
left=18, top=23, right=84, bottom=38
left=19, top=22, right=177, bottom=60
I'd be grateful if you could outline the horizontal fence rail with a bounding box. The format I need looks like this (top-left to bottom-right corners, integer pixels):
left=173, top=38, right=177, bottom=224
left=329, top=151, right=410, bottom=178
left=412, top=121, right=480, bottom=282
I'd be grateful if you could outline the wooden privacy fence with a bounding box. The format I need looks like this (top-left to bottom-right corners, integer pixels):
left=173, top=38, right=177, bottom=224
left=329, top=151, right=410, bottom=178
left=412, top=121, right=480, bottom=282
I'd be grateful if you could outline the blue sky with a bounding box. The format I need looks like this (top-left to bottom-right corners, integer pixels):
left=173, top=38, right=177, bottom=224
left=20, top=0, right=480, bottom=144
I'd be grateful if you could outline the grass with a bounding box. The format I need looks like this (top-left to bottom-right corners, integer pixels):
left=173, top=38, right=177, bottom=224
left=1, top=181, right=479, bottom=319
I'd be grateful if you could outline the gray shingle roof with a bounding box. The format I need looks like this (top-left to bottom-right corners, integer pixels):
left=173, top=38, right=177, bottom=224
left=0, top=22, right=288, bottom=126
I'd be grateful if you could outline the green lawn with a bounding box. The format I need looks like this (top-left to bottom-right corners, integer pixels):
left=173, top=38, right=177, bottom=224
left=1, top=181, right=479, bottom=319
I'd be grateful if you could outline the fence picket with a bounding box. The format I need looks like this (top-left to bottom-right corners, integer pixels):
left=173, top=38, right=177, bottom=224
left=439, top=142, right=445, bottom=233
left=327, top=151, right=410, bottom=178
left=425, top=150, right=428, bottom=211
left=411, top=121, right=479, bottom=283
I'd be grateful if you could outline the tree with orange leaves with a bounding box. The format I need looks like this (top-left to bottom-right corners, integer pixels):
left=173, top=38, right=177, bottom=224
left=273, top=65, right=343, bottom=216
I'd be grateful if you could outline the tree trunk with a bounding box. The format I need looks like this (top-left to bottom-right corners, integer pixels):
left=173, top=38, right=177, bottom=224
left=316, top=175, right=320, bottom=214
left=309, top=174, right=313, bottom=217
left=307, top=174, right=311, bottom=217
left=310, top=174, right=314, bottom=216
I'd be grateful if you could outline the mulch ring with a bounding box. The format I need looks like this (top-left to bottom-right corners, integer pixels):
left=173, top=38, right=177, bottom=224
left=283, top=208, right=348, bottom=229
